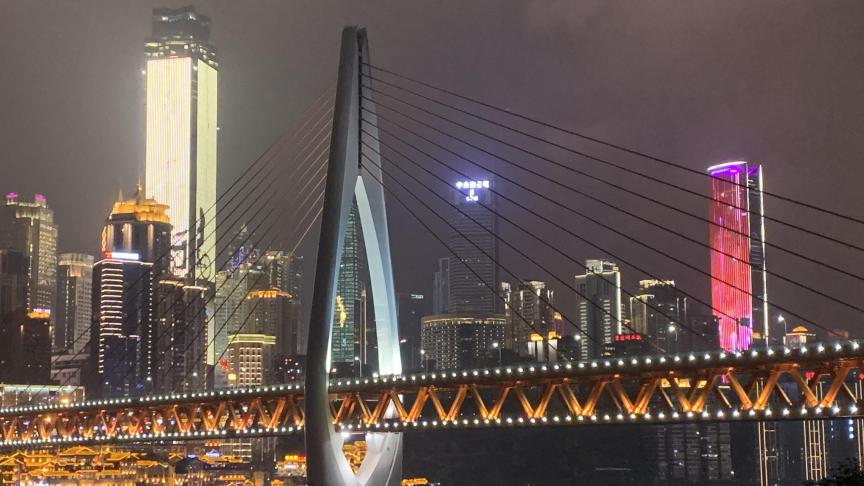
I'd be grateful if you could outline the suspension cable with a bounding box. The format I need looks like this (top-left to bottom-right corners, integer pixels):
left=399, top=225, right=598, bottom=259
left=358, top=164, right=574, bottom=357
left=360, top=120, right=846, bottom=340
left=362, top=63, right=864, bottom=227
left=358, top=102, right=862, bottom=312
left=360, top=91, right=864, bottom=282
left=42, top=86, right=336, bottom=395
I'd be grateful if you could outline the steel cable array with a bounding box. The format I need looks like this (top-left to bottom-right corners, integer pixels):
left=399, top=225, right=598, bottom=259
left=358, top=69, right=861, bottom=347
left=27, top=87, right=334, bottom=402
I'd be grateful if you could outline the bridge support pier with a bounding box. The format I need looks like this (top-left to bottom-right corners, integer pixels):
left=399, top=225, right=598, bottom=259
left=304, top=26, right=403, bottom=486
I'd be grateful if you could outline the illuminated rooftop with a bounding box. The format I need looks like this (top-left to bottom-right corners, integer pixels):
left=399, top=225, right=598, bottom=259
left=108, top=184, right=171, bottom=225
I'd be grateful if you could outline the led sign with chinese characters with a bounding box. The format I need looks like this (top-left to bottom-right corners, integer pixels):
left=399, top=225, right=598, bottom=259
left=455, top=180, right=490, bottom=202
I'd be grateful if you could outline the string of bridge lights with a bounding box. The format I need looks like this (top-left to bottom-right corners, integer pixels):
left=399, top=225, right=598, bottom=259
left=3, top=402, right=864, bottom=449
left=0, top=339, right=861, bottom=450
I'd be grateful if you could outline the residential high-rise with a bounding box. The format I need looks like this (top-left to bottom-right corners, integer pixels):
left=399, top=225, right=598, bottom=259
left=505, top=280, right=557, bottom=356
left=55, top=253, right=93, bottom=353
left=447, top=178, right=498, bottom=314
left=0, top=250, right=51, bottom=384
left=145, top=6, right=217, bottom=282
left=264, top=250, right=303, bottom=296
left=246, top=289, right=298, bottom=359
left=265, top=251, right=304, bottom=352
left=93, top=189, right=171, bottom=397
left=629, top=279, right=685, bottom=354
left=154, top=278, right=208, bottom=392
left=213, top=243, right=302, bottom=386
left=707, top=161, right=768, bottom=352
left=420, top=314, right=505, bottom=371
left=332, top=203, right=365, bottom=376
left=213, top=266, right=262, bottom=364
left=574, top=259, right=623, bottom=359
left=0, top=193, right=58, bottom=325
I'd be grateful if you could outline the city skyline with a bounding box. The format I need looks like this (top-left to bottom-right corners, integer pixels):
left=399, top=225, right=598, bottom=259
left=2, top=2, right=861, bottom=341
left=1, top=3, right=863, bottom=486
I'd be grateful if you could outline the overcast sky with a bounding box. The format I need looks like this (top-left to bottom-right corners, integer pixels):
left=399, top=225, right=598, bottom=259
left=1, top=1, right=862, bottom=335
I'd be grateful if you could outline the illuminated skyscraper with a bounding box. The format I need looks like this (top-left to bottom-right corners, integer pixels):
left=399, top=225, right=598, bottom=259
left=0, top=193, right=58, bottom=323
left=93, top=255, right=154, bottom=397
left=505, top=280, right=557, bottom=355
left=447, top=178, right=498, bottom=314
left=574, top=259, right=623, bottom=359
left=55, top=253, right=93, bottom=353
left=629, top=279, right=684, bottom=354
left=145, top=6, right=217, bottom=282
left=707, top=161, right=768, bottom=352
left=94, top=189, right=172, bottom=397
left=331, top=203, right=365, bottom=376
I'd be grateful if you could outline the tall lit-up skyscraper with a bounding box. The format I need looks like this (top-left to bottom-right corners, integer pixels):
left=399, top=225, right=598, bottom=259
left=447, top=178, right=498, bottom=314
left=145, top=6, right=217, bottom=282
left=707, top=161, right=768, bottom=352
left=0, top=193, right=58, bottom=322
left=94, top=189, right=172, bottom=397
left=629, top=279, right=684, bottom=354
left=55, top=253, right=93, bottom=353
left=332, top=203, right=365, bottom=376
left=574, top=259, right=623, bottom=359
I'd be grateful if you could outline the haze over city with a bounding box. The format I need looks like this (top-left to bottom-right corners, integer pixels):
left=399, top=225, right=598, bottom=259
left=0, top=2, right=863, bottom=485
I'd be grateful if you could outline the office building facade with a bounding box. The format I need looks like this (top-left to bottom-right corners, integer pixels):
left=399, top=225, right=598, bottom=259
left=0, top=250, right=52, bottom=385
left=145, top=6, right=218, bottom=281
left=629, top=279, right=686, bottom=354
left=447, top=178, right=498, bottom=314
left=154, top=279, right=208, bottom=392
left=505, top=280, right=557, bottom=355
left=332, top=203, right=365, bottom=375
left=0, top=193, right=57, bottom=325
left=93, top=189, right=171, bottom=397
left=55, top=253, right=93, bottom=353
left=93, top=256, right=154, bottom=397
left=707, top=161, right=768, bottom=352
left=574, top=259, right=623, bottom=359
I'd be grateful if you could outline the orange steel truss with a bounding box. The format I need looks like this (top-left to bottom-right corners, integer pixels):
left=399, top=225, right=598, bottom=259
left=2, top=342, right=864, bottom=448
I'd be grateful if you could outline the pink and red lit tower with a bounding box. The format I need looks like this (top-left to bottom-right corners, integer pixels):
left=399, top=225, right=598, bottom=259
left=707, top=161, right=768, bottom=352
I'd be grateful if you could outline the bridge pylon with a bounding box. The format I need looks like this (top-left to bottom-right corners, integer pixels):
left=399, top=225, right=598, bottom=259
left=304, top=26, right=403, bottom=486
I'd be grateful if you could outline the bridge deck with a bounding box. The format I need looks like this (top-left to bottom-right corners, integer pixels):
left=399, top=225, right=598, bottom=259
left=2, top=341, right=863, bottom=449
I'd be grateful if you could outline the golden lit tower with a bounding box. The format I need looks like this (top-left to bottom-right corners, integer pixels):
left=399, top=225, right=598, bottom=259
left=144, top=6, right=217, bottom=282
left=95, top=187, right=172, bottom=397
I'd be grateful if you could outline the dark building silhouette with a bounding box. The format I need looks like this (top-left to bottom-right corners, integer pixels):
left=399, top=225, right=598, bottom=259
left=0, top=250, right=51, bottom=384
left=0, top=193, right=57, bottom=349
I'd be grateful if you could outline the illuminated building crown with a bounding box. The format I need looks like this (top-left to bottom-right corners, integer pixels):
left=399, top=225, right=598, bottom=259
left=108, top=184, right=171, bottom=225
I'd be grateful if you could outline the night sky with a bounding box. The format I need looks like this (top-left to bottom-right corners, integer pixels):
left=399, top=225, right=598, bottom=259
left=1, top=1, right=862, bottom=336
